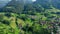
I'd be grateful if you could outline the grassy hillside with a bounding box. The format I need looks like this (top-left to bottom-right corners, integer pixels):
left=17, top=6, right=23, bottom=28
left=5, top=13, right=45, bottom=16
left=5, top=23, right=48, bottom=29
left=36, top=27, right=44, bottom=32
left=0, top=0, right=60, bottom=34
left=0, top=12, right=52, bottom=34
left=0, top=8, right=60, bottom=34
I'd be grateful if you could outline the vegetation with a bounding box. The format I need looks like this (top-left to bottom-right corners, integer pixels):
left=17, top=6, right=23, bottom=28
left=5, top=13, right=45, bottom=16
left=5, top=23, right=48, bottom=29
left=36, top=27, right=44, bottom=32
left=0, top=0, right=60, bottom=34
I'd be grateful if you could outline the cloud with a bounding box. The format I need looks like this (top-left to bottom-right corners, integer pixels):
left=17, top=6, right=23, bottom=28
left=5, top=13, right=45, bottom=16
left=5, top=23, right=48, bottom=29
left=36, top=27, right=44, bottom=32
left=1, top=0, right=11, bottom=1
left=32, top=0, right=36, bottom=2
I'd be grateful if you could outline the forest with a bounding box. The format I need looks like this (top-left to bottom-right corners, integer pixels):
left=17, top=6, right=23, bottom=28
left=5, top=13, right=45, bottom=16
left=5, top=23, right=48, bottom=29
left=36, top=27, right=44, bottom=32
left=0, top=0, right=60, bottom=34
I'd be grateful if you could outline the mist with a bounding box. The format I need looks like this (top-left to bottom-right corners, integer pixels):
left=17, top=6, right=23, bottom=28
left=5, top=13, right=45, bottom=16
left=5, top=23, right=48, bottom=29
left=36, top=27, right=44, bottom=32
left=0, top=0, right=11, bottom=8
left=0, top=0, right=36, bottom=8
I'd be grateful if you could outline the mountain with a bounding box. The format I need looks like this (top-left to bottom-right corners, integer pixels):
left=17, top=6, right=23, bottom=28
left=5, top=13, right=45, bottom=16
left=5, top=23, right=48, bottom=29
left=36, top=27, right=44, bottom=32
left=0, top=0, right=60, bottom=34
left=0, top=0, right=60, bottom=13
left=35, top=0, right=60, bottom=9
left=0, top=1, right=10, bottom=8
left=52, top=0, right=60, bottom=9
left=0, top=0, right=60, bottom=9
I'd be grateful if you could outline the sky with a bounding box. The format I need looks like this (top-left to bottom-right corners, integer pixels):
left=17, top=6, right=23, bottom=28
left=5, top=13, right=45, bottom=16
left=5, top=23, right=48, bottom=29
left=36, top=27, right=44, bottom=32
left=32, top=0, right=36, bottom=2
left=0, top=0, right=11, bottom=1
left=0, top=0, right=36, bottom=2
